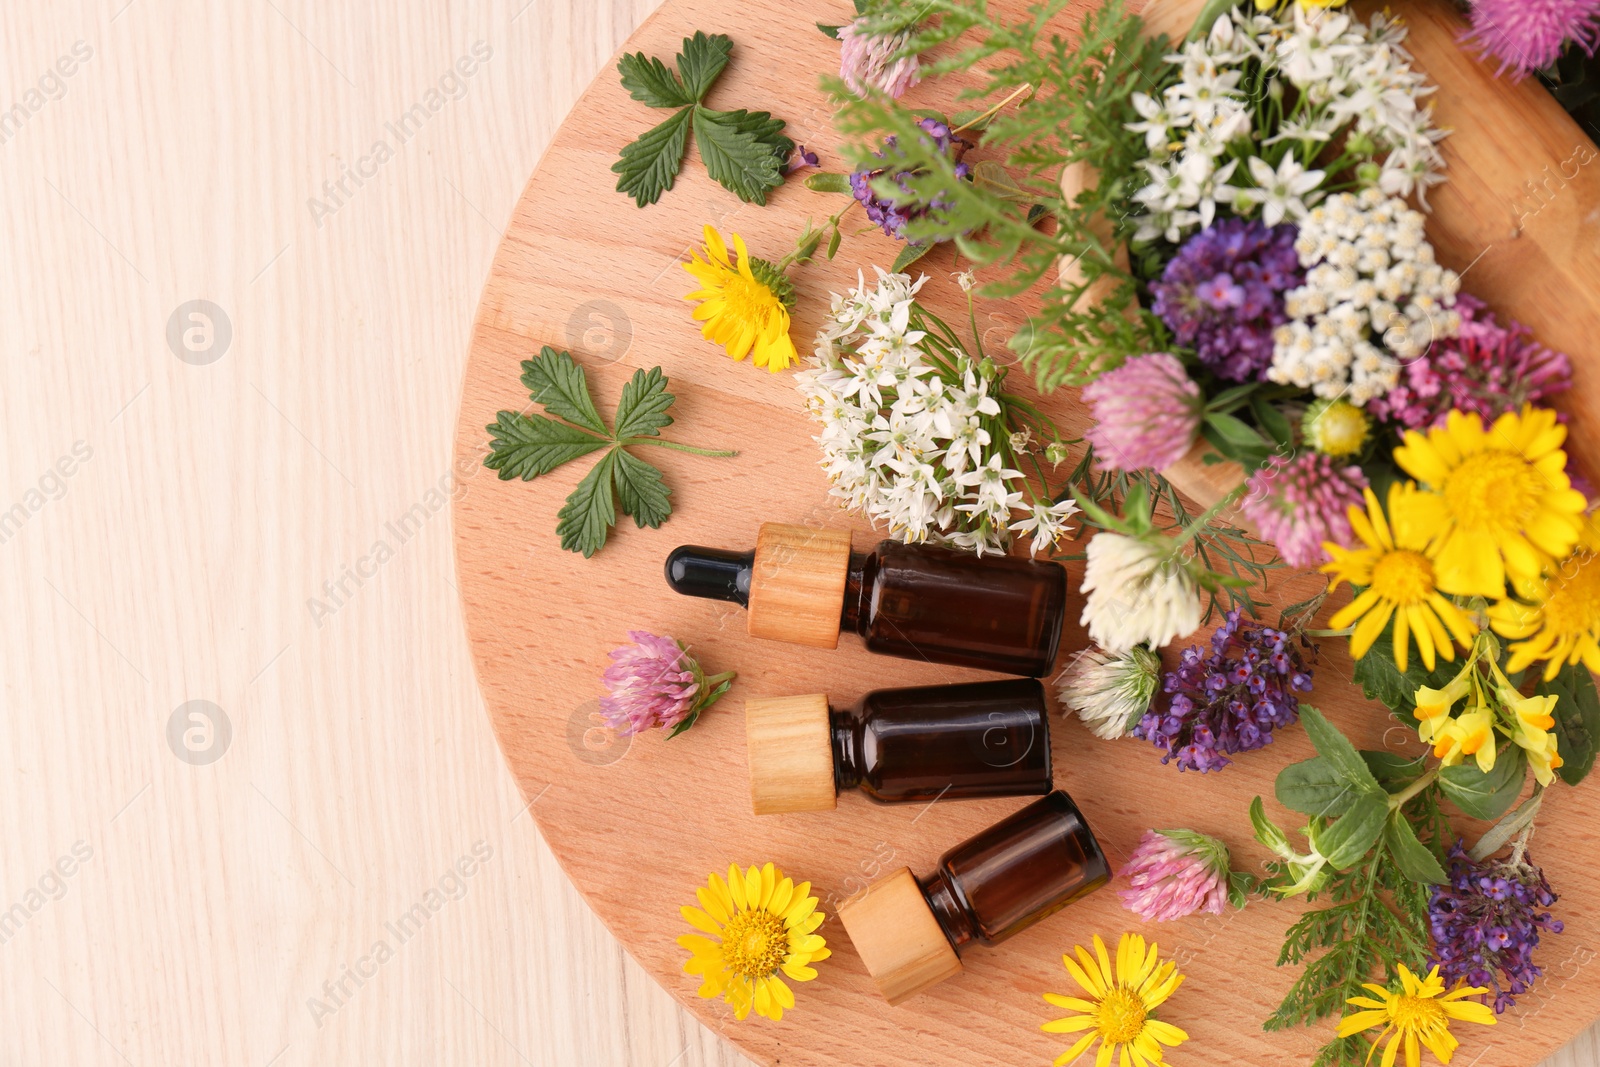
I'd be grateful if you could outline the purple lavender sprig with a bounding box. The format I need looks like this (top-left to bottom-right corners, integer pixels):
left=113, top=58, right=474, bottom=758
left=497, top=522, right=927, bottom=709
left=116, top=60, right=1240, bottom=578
left=849, top=117, right=971, bottom=241
left=1429, top=839, right=1564, bottom=1013
left=598, top=630, right=735, bottom=738
left=1134, top=610, right=1314, bottom=772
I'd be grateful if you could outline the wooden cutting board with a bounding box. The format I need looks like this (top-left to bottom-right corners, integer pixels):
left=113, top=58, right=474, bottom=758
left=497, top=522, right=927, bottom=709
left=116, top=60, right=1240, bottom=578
left=451, top=2, right=1600, bottom=1063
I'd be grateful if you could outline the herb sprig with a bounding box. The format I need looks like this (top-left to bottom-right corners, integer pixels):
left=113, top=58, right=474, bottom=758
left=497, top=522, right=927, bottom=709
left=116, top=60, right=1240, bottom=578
left=484, top=347, right=736, bottom=557
left=612, top=31, right=794, bottom=207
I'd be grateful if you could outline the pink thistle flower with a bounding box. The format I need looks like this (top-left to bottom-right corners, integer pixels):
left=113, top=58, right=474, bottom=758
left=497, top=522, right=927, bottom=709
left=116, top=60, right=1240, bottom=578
left=838, top=18, right=921, bottom=98
left=1118, top=828, right=1235, bottom=922
left=598, top=631, right=735, bottom=737
left=1081, top=353, right=1203, bottom=472
left=1239, top=452, right=1368, bottom=569
left=1464, top=0, right=1600, bottom=80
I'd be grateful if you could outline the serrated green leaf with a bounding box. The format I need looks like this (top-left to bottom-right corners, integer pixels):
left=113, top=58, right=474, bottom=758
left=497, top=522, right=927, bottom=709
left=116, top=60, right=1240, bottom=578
left=1276, top=757, right=1359, bottom=820
left=1537, top=663, right=1600, bottom=785
left=613, top=366, right=675, bottom=440
left=483, top=412, right=608, bottom=480
left=1382, top=812, right=1446, bottom=884
left=1349, top=633, right=1452, bottom=718
left=617, top=50, right=692, bottom=108
left=1438, top=747, right=1527, bottom=820
left=675, top=31, right=733, bottom=101
left=612, top=449, right=671, bottom=529
left=1298, top=704, right=1385, bottom=800
left=556, top=450, right=619, bottom=557
left=691, top=107, right=787, bottom=205
left=612, top=107, right=693, bottom=208
left=1310, top=794, right=1387, bottom=870
left=520, top=346, right=608, bottom=436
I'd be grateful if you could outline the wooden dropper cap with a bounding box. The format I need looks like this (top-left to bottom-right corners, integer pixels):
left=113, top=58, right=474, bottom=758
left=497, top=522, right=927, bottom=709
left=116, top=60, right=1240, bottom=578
left=745, top=694, right=837, bottom=815
left=746, top=523, right=852, bottom=649
left=837, top=868, right=962, bottom=1005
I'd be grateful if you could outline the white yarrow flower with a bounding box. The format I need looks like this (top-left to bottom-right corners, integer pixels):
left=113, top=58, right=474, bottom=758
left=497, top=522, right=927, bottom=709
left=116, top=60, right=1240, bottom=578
left=1057, top=644, right=1163, bottom=740
left=1079, top=533, right=1203, bottom=653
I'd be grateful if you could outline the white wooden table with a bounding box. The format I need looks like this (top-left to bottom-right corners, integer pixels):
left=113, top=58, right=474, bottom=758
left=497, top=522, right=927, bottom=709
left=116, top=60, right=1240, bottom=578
left=0, top=2, right=1593, bottom=1064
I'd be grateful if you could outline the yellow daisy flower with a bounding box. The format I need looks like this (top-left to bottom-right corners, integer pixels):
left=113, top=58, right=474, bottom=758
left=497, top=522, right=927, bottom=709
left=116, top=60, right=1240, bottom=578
left=1042, top=932, right=1188, bottom=1067
left=1321, top=484, right=1477, bottom=673
left=682, top=225, right=798, bottom=373
left=1338, top=963, right=1494, bottom=1067
left=1392, top=406, right=1588, bottom=599
left=677, top=862, right=829, bottom=1022
left=1489, top=512, right=1600, bottom=681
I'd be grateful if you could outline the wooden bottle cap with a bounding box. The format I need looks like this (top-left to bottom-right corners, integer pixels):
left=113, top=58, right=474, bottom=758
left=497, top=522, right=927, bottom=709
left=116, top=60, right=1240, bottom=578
left=744, top=694, right=837, bottom=815
left=836, top=867, right=962, bottom=1005
left=746, top=523, right=852, bottom=649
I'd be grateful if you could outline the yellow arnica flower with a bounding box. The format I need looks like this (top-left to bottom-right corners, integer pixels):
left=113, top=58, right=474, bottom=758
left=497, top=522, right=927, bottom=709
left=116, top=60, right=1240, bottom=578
left=1392, top=406, right=1588, bottom=599
left=677, top=862, right=829, bottom=1022
left=1338, top=963, right=1494, bottom=1067
left=683, top=225, right=798, bottom=373
left=1489, top=511, right=1600, bottom=681
left=1322, top=485, right=1477, bottom=673
left=1042, top=932, right=1187, bottom=1067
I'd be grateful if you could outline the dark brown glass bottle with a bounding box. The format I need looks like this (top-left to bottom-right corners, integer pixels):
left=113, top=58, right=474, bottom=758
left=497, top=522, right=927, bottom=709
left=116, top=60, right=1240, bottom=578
left=744, top=679, right=1053, bottom=815
left=664, top=522, right=1067, bottom=677
left=837, top=791, right=1109, bottom=1004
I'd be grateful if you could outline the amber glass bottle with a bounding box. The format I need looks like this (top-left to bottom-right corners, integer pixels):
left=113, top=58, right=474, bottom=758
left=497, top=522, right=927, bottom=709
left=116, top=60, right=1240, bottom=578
left=664, top=523, right=1067, bottom=676
left=744, top=679, right=1052, bottom=815
left=837, top=791, right=1109, bottom=1004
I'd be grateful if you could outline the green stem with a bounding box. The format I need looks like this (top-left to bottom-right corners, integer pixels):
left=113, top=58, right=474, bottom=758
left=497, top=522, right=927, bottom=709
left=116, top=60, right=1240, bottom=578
left=702, top=670, right=737, bottom=689
left=624, top=438, right=739, bottom=457
left=1388, top=767, right=1440, bottom=813
left=1305, top=626, right=1354, bottom=638
left=1171, top=482, right=1249, bottom=551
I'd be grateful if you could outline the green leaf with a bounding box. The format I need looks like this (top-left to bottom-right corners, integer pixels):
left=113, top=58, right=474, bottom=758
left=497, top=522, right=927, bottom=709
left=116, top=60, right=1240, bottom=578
left=613, top=366, right=675, bottom=440
left=1201, top=410, right=1270, bottom=466
left=1382, top=812, right=1446, bottom=884
left=616, top=50, right=692, bottom=109
left=612, top=107, right=694, bottom=208
left=675, top=31, right=733, bottom=101
left=1250, top=796, right=1292, bottom=858
left=1276, top=757, right=1359, bottom=820
left=893, top=241, right=934, bottom=272
left=1349, top=633, right=1452, bottom=716
left=483, top=412, right=608, bottom=480
left=1251, top=396, right=1294, bottom=451
left=1537, top=663, right=1600, bottom=785
left=692, top=107, right=788, bottom=204
left=555, top=450, right=619, bottom=558
left=1360, top=750, right=1427, bottom=792
left=1298, top=704, right=1385, bottom=800
left=1310, top=794, right=1387, bottom=870
left=519, top=347, right=608, bottom=436
left=826, top=226, right=842, bottom=260
left=817, top=22, right=842, bottom=40
left=612, top=449, right=671, bottom=529
left=804, top=171, right=853, bottom=194
left=1438, top=747, right=1527, bottom=820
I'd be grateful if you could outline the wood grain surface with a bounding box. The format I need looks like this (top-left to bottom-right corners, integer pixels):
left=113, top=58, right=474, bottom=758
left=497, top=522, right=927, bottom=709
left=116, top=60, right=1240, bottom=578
left=451, top=2, right=1600, bottom=1066
left=2, top=0, right=1596, bottom=1066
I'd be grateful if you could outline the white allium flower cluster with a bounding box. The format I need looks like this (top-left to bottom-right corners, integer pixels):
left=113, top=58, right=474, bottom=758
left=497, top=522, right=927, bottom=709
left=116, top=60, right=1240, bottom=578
left=795, top=269, right=1078, bottom=557
left=1057, top=644, right=1162, bottom=740
left=1268, top=188, right=1461, bottom=405
left=1078, top=533, right=1203, bottom=653
left=1128, top=7, right=1446, bottom=244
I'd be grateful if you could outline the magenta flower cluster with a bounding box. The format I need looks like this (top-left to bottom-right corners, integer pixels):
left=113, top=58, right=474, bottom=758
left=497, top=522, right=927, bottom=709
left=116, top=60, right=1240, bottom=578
left=1365, top=294, right=1573, bottom=431
left=1150, top=218, right=1303, bottom=383
left=1081, top=352, right=1202, bottom=471
left=1134, top=610, right=1313, bottom=773
left=1118, top=828, right=1232, bottom=922
left=1238, top=452, right=1368, bottom=569
left=849, top=117, right=971, bottom=241
left=1464, top=0, right=1600, bottom=80
left=1429, top=840, right=1564, bottom=1013
left=598, top=630, right=716, bottom=736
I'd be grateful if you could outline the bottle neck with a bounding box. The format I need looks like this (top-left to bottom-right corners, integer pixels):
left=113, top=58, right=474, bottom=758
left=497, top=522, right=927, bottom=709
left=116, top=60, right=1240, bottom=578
left=829, top=709, right=862, bottom=793
left=918, top=868, right=977, bottom=954
left=839, top=550, right=873, bottom=634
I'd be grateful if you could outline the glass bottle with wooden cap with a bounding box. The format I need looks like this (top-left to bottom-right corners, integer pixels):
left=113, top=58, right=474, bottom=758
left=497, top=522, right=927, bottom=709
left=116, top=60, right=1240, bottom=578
left=663, top=522, right=1068, bottom=676
left=836, top=790, right=1109, bottom=1005
left=744, top=678, right=1052, bottom=815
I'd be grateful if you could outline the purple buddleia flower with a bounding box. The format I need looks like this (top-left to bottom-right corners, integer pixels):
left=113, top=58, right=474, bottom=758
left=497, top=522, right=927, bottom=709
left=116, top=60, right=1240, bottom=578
left=1150, top=218, right=1303, bottom=383
left=849, top=117, right=971, bottom=241
left=598, top=631, right=735, bottom=737
left=1430, top=840, right=1564, bottom=1013
left=1134, top=610, right=1314, bottom=772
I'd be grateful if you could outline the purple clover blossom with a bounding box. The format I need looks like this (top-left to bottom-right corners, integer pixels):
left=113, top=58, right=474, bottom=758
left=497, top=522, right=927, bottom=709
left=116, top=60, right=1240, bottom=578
left=1118, top=828, right=1233, bottom=922
left=1429, top=840, right=1564, bottom=1013
left=1151, top=219, right=1303, bottom=383
left=1364, top=294, right=1574, bottom=432
left=1133, top=610, right=1314, bottom=773
left=1238, top=452, right=1368, bottom=568
left=1464, top=0, right=1600, bottom=81
left=849, top=117, right=971, bottom=241
left=598, top=630, right=734, bottom=737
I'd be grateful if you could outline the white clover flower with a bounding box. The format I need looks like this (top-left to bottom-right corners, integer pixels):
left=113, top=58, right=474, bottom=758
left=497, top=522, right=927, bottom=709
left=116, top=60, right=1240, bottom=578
left=1079, top=533, right=1203, bottom=653
left=1057, top=644, right=1162, bottom=740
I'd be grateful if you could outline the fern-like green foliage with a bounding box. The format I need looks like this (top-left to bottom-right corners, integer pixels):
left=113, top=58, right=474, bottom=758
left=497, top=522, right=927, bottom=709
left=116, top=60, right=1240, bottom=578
left=836, top=0, right=1171, bottom=392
